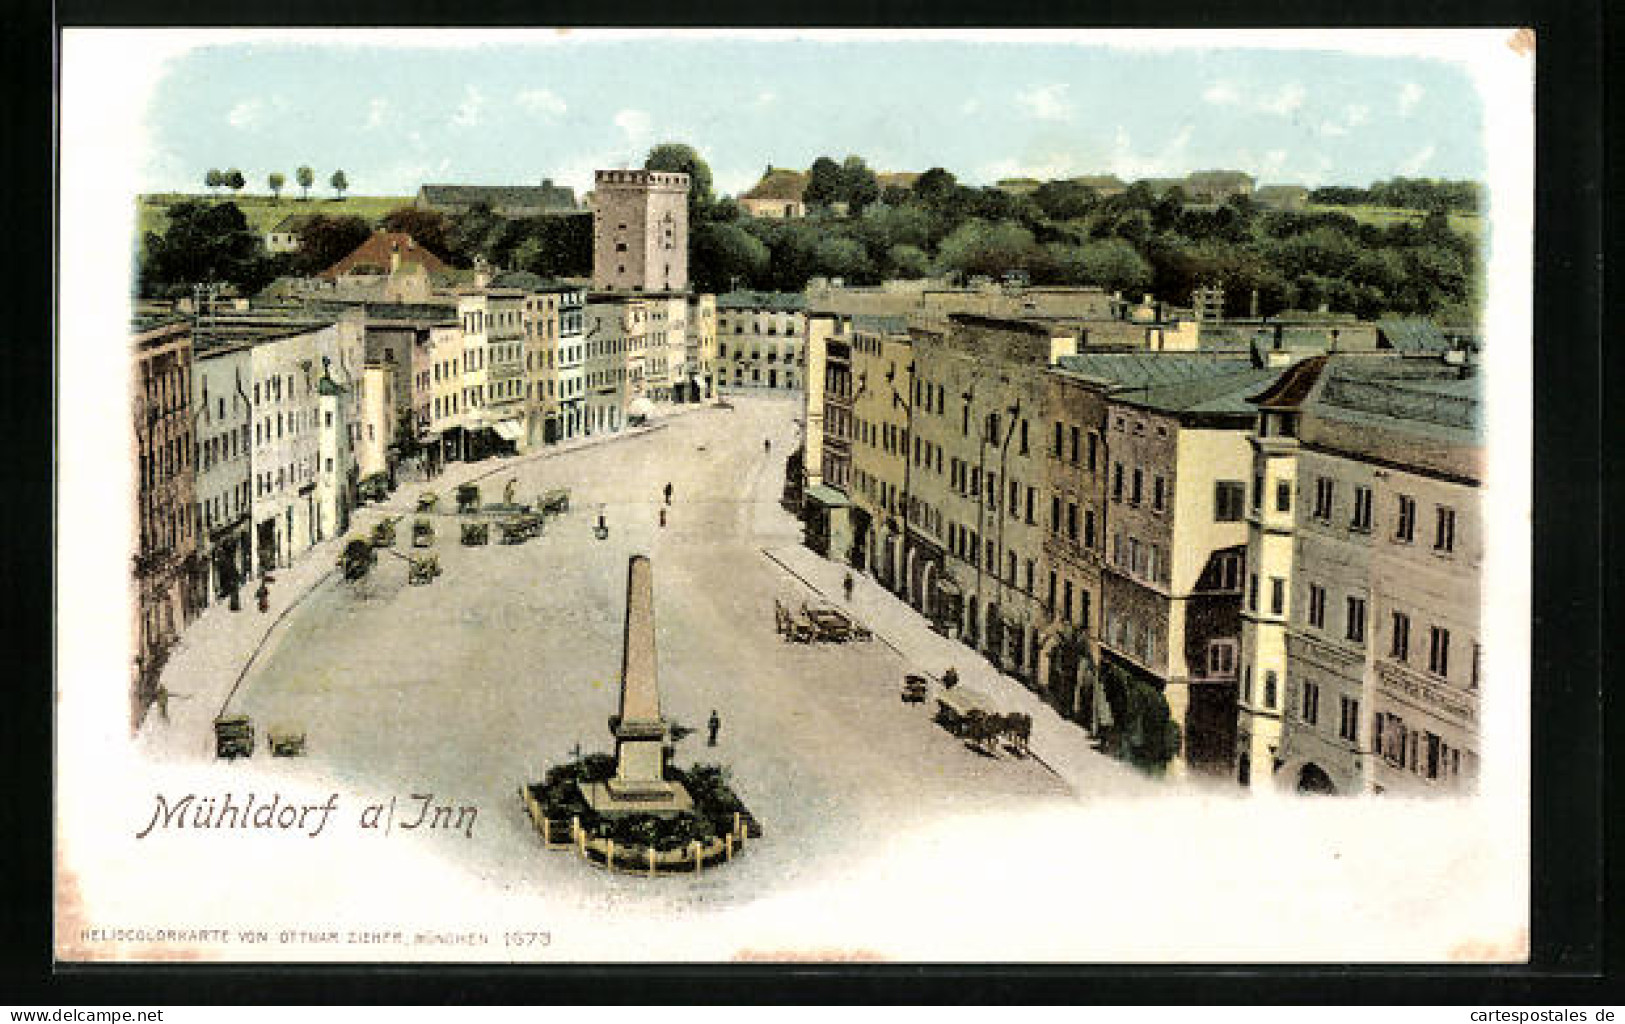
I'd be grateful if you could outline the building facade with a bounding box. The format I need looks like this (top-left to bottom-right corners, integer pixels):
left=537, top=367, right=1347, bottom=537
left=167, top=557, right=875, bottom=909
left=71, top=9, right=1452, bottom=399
left=716, top=292, right=807, bottom=391
left=591, top=170, right=689, bottom=294
left=132, top=317, right=201, bottom=727
left=191, top=340, right=254, bottom=611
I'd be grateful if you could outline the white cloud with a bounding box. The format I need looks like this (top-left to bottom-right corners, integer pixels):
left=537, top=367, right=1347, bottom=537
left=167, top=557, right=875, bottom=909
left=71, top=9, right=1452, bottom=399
left=961, top=98, right=981, bottom=115
left=227, top=99, right=262, bottom=129
left=1345, top=103, right=1370, bottom=127
left=451, top=85, right=486, bottom=128
left=613, top=108, right=652, bottom=141
left=363, top=98, right=389, bottom=130
left=753, top=90, right=776, bottom=109
left=1399, top=143, right=1436, bottom=175
left=1398, top=81, right=1425, bottom=116
left=1261, top=149, right=1289, bottom=177
left=1257, top=82, right=1306, bottom=116
left=1016, top=83, right=1070, bottom=121
left=980, top=154, right=1087, bottom=183
left=516, top=88, right=567, bottom=117
left=1107, top=124, right=1194, bottom=180
left=1203, top=81, right=1240, bottom=106
left=1318, top=121, right=1348, bottom=138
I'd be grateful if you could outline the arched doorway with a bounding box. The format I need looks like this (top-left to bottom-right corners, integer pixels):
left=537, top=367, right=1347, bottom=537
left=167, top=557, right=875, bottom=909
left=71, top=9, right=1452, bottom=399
left=1297, top=763, right=1336, bottom=795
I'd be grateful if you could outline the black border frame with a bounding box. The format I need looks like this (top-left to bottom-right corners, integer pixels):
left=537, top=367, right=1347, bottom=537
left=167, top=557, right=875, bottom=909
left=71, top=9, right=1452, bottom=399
left=5, top=0, right=1611, bottom=1004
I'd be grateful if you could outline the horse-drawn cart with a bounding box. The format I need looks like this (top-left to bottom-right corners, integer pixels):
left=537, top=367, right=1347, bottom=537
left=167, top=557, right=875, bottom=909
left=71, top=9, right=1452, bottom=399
left=456, top=483, right=481, bottom=514
left=902, top=674, right=930, bottom=704
left=408, top=553, right=442, bottom=585
left=460, top=522, right=490, bottom=546
left=499, top=512, right=544, bottom=544
left=539, top=489, right=571, bottom=516
left=214, top=714, right=255, bottom=760
left=412, top=518, right=435, bottom=547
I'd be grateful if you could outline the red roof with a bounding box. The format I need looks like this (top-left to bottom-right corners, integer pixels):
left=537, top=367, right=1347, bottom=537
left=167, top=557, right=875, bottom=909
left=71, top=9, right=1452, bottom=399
left=320, top=232, right=449, bottom=280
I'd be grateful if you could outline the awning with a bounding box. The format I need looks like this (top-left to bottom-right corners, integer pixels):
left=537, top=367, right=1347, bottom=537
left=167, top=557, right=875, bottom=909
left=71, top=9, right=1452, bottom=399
left=802, top=483, right=851, bottom=508
left=492, top=420, right=523, bottom=441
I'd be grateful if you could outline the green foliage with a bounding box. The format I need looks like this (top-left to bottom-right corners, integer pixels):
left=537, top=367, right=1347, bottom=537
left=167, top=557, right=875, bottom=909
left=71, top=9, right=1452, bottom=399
left=804, top=156, right=842, bottom=209
left=937, top=219, right=1041, bottom=280
left=691, top=221, right=770, bottom=293
left=296, top=165, right=314, bottom=199
left=501, top=214, right=593, bottom=278
left=1310, top=177, right=1482, bottom=213
left=225, top=168, right=245, bottom=193
left=886, top=243, right=933, bottom=280
left=267, top=172, right=285, bottom=200
left=292, top=213, right=371, bottom=276
left=330, top=169, right=349, bottom=198
left=1099, top=661, right=1181, bottom=774
left=644, top=142, right=715, bottom=219
left=380, top=207, right=455, bottom=262
left=138, top=200, right=278, bottom=297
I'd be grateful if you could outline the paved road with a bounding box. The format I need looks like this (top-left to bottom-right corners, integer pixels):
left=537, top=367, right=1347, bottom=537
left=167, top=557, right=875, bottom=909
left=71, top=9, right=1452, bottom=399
left=223, top=394, right=1072, bottom=908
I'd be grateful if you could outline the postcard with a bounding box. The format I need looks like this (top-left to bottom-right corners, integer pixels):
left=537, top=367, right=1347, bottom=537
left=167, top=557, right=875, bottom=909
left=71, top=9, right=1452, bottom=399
left=57, top=28, right=1532, bottom=962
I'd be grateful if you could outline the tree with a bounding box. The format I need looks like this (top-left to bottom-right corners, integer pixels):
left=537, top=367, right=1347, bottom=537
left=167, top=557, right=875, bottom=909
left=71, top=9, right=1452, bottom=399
left=803, top=156, right=843, bottom=209
left=690, top=221, right=770, bottom=293
left=937, top=219, right=1041, bottom=280
left=643, top=143, right=714, bottom=220
left=814, top=234, right=873, bottom=283
left=839, top=155, right=881, bottom=216
left=268, top=172, right=286, bottom=202
left=204, top=169, right=223, bottom=196
left=225, top=169, right=245, bottom=195
left=138, top=201, right=277, bottom=297
left=1032, top=179, right=1097, bottom=222
left=330, top=169, right=349, bottom=199
left=912, top=166, right=958, bottom=205
left=296, top=165, right=314, bottom=200
left=446, top=203, right=505, bottom=267
left=502, top=214, right=593, bottom=278
left=292, top=214, right=372, bottom=276
left=380, top=207, right=456, bottom=262
left=886, top=243, right=933, bottom=279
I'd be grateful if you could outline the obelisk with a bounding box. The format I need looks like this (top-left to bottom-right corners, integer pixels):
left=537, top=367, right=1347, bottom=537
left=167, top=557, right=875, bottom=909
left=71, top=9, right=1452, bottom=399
left=587, top=556, right=691, bottom=811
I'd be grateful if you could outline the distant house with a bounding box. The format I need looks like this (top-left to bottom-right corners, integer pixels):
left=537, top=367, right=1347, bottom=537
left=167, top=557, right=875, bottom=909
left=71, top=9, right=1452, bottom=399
left=265, top=213, right=317, bottom=254
left=415, top=179, right=578, bottom=217
left=1067, top=174, right=1127, bottom=197
left=1182, top=170, right=1256, bottom=203
left=1254, top=184, right=1311, bottom=211
left=877, top=171, right=922, bottom=191
left=319, top=231, right=449, bottom=281
left=738, top=168, right=809, bottom=218
left=995, top=177, right=1044, bottom=195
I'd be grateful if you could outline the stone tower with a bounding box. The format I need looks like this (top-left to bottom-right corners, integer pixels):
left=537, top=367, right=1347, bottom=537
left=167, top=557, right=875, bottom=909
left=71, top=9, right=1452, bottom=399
left=591, top=169, right=689, bottom=294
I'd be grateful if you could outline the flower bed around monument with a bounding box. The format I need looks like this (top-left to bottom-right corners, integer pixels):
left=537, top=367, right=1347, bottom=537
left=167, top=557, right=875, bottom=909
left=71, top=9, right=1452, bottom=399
left=523, top=757, right=760, bottom=873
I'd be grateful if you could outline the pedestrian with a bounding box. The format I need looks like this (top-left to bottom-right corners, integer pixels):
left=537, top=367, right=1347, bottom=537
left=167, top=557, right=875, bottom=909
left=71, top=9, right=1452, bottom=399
left=843, top=572, right=854, bottom=603
left=764, top=438, right=772, bottom=455
left=155, top=684, right=170, bottom=724
left=942, top=667, right=959, bottom=690
left=664, top=481, right=673, bottom=505
left=255, top=579, right=270, bottom=614
left=707, top=709, right=721, bottom=747
left=659, top=508, right=667, bottom=528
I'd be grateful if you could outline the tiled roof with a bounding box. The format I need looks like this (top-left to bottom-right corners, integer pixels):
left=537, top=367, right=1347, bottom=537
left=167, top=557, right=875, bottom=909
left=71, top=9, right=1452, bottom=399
left=1052, top=352, right=1253, bottom=388
left=1112, top=366, right=1282, bottom=416
left=741, top=168, right=808, bottom=202
left=269, top=213, right=318, bottom=233
left=716, top=290, right=806, bottom=312
left=320, top=232, right=449, bottom=280
left=1251, top=355, right=1328, bottom=408
left=1312, top=364, right=1482, bottom=441
left=1377, top=318, right=1451, bottom=353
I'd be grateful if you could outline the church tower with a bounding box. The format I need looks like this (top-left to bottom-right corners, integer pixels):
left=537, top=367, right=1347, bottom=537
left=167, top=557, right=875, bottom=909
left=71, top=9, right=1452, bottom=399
left=591, top=169, right=689, bottom=294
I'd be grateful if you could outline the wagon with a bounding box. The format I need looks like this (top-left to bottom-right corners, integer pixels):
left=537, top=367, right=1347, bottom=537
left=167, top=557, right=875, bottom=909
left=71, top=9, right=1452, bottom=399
left=214, top=715, right=254, bottom=760
left=499, top=513, right=544, bottom=544
left=934, top=686, right=998, bottom=737
left=803, top=603, right=855, bottom=642
left=408, top=554, right=441, bottom=585
left=539, top=488, right=570, bottom=515
left=456, top=484, right=481, bottom=513
left=412, top=518, right=435, bottom=547
left=460, top=522, right=490, bottom=546
left=369, top=518, right=397, bottom=548
left=901, top=674, right=930, bottom=704
left=268, top=727, right=306, bottom=757
left=358, top=473, right=390, bottom=504
left=416, top=491, right=439, bottom=513
left=774, top=600, right=815, bottom=643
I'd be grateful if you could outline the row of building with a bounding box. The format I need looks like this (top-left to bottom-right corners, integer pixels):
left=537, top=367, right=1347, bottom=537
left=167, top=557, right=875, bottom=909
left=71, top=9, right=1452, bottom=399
left=132, top=168, right=803, bottom=730
left=795, top=279, right=1483, bottom=796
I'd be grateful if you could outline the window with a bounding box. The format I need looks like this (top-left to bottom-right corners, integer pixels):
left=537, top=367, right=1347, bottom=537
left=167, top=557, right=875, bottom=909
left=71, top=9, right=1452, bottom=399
left=1053, top=421, right=1064, bottom=456
left=1301, top=680, right=1320, bottom=725
left=1112, top=463, right=1124, bottom=502
left=1087, top=433, right=1098, bottom=472
left=1047, top=571, right=1057, bottom=610
left=1307, top=584, right=1326, bottom=628
left=1346, top=596, right=1367, bottom=644
left=1470, top=643, right=1482, bottom=689
left=1131, top=468, right=1143, bottom=506
left=1208, top=640, right=1237, bottom=677
left=1215, top=481, right=1245, bottom=521
left=1263, top=671, right=1278, bottom=708
left=1066, top=503, right=1078, bottom=541
left=1391, top=612, right=1411, bottom=661
left=1243, top=665, right=1253, bottom=704
left=1084, top=509, right=1096, bottom=548
left=1434, top=506, right=1456, bottom=552
left=1270, top=577, right=1285, bottom=616
left=1062, top=580, right=1074, bottom=622
left=1152, top=476, right=1165, bottom=512
left=1351, top=485, right=1373, bottom=531
left=1050, top=495, right=1061, bottom=533
left=1248, top=573, right=1259, bottom=612
left=1252, top=474, right=1263, bottom=512
left=1313, top=477, right=1334, bottom=520
left=1428, top=626, right=1451, bottom=677
left=1338, top=695, right=1360, bottom=742
left=1069, top=425, right=1081, bottom=464
left=1276, top=479, right=1292, bottom=513
left=1396, top=495, right=1416, bottom=542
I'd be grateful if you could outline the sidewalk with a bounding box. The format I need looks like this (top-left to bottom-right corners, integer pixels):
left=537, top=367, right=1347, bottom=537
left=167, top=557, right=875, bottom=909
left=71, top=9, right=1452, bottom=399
left=761, top=542, right=1164, bottom=800
left=134, top=400, right=721, bottom=762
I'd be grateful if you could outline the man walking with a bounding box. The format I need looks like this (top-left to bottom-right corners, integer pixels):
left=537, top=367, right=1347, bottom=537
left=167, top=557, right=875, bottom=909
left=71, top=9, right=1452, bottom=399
left=664, top=482, right=673, bottom=505
left=707, top=709, right=721, bottom=747
left=843, top=572, right=854, bottom=603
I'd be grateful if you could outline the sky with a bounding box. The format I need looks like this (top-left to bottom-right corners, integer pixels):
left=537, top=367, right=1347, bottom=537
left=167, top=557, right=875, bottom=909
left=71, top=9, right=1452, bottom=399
left=133, top=32, right=1488, bottom=199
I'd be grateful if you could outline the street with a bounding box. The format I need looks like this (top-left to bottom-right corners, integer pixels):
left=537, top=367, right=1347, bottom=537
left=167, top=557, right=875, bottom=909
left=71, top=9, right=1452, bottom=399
left=213, top=393, right=1074, bottom=906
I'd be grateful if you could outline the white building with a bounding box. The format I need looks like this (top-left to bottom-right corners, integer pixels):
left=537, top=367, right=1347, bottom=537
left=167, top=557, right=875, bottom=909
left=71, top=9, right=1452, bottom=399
left=191, top=340, right=254, bottom=606
left=715, top=291, right=807, bottom=391
left=457, top=287, right=528, bottom=458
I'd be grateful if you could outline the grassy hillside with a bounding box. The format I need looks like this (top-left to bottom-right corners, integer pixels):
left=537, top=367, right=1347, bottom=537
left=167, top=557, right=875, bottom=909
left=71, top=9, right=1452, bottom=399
left=1305, top=203, right=1483, bottom=239
left=138, top=193, right=416, bottom=238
